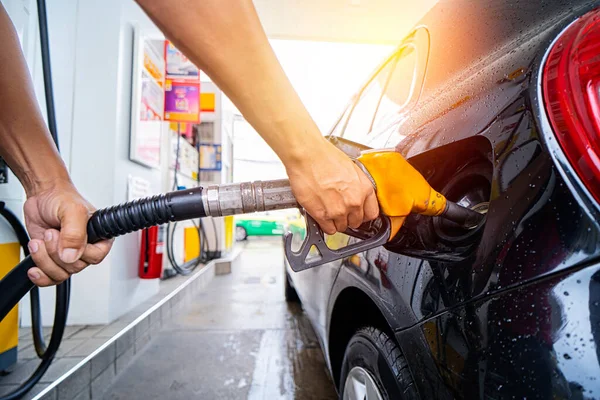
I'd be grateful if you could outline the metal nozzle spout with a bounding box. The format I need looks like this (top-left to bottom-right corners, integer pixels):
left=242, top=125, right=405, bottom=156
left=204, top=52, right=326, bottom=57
left=441, top=201, right=486, bottom=229
left=202, top=179, right=298, bottom=217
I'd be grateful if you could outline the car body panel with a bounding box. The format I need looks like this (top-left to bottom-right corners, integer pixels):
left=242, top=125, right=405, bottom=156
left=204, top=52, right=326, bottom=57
left=397, top=262, right=600, bottom=399
left=285, top=0, right=600, bottom=398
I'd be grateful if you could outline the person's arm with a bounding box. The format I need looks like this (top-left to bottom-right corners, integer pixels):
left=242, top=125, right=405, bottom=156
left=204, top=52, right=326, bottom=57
left=0, top=4, right=111, bottom=286
left=136, top=0, right=379, bottom=234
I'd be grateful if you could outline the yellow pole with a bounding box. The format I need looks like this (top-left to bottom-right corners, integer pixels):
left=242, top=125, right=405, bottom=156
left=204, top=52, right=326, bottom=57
left=0, top=241, right=20, bottom=371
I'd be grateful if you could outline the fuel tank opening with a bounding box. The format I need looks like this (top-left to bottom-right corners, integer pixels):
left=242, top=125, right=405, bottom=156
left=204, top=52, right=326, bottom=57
left=385, top=159, right=492, bottom=262
left=433, top=167, right=491, bottom=246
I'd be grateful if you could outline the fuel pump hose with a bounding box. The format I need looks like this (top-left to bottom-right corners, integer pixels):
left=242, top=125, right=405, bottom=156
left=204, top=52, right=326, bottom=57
left=0, top=179, right=296, bottom=322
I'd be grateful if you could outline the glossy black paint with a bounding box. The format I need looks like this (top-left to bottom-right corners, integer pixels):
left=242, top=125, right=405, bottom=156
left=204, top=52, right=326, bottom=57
left=286, top=1, right=600, bottom=398
left=397, top=263, right=600, bottom=399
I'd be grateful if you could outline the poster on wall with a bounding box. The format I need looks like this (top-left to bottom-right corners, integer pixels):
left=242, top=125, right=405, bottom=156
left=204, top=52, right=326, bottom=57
left=140, top=70, right=163, bottom=121
left=170, top=130, right=199, bottom=180
left=165, top=41, right=199, bottom=80
left=169, top=122, right=194, bottom=143
left=134, top=123, right=162, bottom=168
left=130, top=27, right=165, bottom=169
left=164, top=79, right=200, bottom=123
left=199, top=144, right=222, bottom=171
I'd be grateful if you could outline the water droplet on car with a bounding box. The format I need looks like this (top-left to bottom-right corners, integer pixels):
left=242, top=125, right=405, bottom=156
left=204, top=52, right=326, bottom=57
left=564, top=291, right=569, bottom=296
left=564, top=353, right=572, bottom=360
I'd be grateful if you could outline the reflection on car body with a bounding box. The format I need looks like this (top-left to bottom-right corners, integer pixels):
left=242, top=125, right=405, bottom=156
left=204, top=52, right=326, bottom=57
left=285, top=1, right=600, bottom=399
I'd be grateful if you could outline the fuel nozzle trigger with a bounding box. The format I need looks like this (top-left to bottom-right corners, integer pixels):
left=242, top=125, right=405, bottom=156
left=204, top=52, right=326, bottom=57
left=284, top=210, right=391, bottom=272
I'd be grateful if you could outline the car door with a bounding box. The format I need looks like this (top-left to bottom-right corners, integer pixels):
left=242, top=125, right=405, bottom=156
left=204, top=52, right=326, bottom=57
left=290, top=28, right=430, bottom=343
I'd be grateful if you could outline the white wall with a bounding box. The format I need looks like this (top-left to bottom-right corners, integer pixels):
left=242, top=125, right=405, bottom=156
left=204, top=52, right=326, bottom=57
left=106, top=0, right=164, bottom=322
left=63, top=0, right=122, bottom=325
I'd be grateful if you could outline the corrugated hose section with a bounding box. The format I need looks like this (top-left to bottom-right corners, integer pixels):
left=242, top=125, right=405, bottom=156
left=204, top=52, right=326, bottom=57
left=87, top=194, right=174, bottom=243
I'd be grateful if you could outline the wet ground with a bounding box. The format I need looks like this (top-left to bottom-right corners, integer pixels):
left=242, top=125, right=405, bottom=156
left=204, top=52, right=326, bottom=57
left=103, top=238, right=338, bottom=400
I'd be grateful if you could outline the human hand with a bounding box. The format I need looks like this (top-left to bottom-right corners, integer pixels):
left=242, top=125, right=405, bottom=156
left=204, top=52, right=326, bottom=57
left=285, top=139, right=379, bottom=235
left=23, top=180, right=113, bottom=286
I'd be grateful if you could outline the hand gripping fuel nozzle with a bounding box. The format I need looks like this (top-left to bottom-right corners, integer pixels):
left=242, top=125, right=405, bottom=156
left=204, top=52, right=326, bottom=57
left=282, top=149, right=485, bottom=272
left=0, top=149, right=485, bottom=322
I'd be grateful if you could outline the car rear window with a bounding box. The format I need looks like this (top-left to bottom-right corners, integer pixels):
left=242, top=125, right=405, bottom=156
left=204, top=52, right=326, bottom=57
left=342, top=45, right=418, bottom=147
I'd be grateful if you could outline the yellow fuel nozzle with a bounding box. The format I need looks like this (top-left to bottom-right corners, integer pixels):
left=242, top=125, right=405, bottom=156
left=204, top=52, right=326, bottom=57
left=356, top=149, right=448, bottom=239
left=283, top=148, right=483, bottom=272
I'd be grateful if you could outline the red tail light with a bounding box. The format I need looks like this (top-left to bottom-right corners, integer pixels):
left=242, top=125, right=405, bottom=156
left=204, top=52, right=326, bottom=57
left=543, top=8, right=600, bottom=203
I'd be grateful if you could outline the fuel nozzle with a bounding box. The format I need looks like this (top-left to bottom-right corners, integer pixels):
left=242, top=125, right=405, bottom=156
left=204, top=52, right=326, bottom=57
left=200, top=179, right=297, bottom=217
left=355, top=149, right=486, bottom=239
left=440, top=200, right=486, bottom=230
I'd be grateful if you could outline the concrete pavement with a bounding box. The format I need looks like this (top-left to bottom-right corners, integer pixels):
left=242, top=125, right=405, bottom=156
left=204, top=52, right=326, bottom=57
left=103, top=238, right=337, bottom=400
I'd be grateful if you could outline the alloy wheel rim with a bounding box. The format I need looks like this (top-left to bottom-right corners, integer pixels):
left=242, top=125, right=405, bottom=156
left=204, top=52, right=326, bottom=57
left=343, top=366, right=384, bottom=400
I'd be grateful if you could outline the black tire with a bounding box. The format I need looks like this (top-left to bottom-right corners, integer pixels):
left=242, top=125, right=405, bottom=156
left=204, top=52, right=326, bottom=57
left=339, top=327, right=417, bottom=400
left=284, top=272, right=300, bottom=303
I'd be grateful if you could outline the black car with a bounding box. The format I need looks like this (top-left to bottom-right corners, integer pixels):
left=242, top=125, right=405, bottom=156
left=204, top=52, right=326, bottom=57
left=285, top=1, right=600, bottom=399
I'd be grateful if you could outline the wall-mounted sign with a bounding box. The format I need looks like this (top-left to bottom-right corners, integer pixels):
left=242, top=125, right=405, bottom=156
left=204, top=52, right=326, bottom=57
left=199, top=144, right=222, bottom=171
left=144, top=43, right=165, bottom=86
left=140, top=70, right=163, bottom=121
left=169, top=122, right=194, bottom=142
left=165, top=41, right=199, bottom=80
left=164, top=79, right=200, bottom=123
left=130, top=27, right=164, bottom=169
left=170, top=131, right=199, bottom=180
left=127, top=175, right=151, bottom=202
left=200, top=92, right=216, bottom=112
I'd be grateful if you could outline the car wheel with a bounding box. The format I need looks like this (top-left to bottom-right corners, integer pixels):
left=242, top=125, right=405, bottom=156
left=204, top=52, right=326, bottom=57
left=340, top=327, right=417, bottom=400
left=235, top=226, right=247, bottom=241
left=284, top=272, right=300, bottom=303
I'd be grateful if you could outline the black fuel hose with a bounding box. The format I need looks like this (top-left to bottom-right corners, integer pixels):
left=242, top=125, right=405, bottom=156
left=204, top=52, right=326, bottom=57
left=87, top=187, right=206, bottom=243
left=0, top=204, right=47, bottom=358
left=0, top=204, right=70, bottom=400
left=37, top=0, right=59, bottom=149
left=0, top=186, right=208, bottom=324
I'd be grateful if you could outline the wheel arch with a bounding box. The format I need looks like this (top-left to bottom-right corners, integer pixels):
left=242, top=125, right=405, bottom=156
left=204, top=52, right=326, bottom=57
left=327, top=286, right=397, bottom=389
